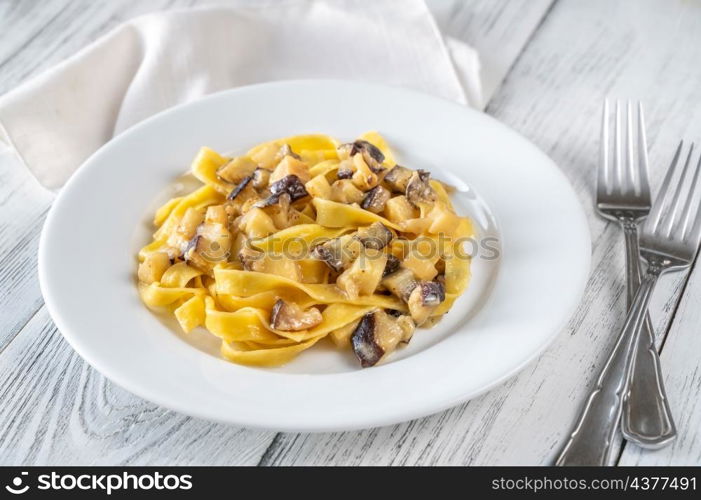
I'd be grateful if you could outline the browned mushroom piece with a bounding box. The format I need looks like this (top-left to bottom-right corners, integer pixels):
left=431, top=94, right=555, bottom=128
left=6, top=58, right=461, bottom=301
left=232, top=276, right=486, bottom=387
left=355, top=222, right=393, bottom=249
left=251, top=167, right=272, bottom=189
left=227, top=175, right=253, bottom=200
left=407, top=280, right=445, bottom=325
left=405, top=169, right=437, bottom=207
left=383, top=165, right=414, bottom=193
left=337, top=140, right=385, bottom=172
left=351, top=309, right=414, bottom=367
left=361, top=185, right=391, bottom=213
left=270, top=299, right=322, bottom=331
left=381, top=267, right=419, bottom=302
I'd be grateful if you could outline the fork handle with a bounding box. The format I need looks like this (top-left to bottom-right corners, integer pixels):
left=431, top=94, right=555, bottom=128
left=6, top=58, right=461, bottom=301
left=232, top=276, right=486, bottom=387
left=621, top=222, right=676, bottom=448
left=556, top=268, right=660, bottom=466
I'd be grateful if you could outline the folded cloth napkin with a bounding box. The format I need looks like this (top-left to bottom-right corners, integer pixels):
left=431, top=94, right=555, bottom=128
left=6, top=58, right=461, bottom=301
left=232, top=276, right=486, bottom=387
left=0, top=0, right=481, bottom=190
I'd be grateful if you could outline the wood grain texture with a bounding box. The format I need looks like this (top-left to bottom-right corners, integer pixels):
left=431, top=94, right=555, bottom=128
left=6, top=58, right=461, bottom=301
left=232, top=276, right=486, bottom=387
left=0, top=307, right=274, bottom=465
left=260, top=0, right=701, bottom=465
left=2, top=0, right=700, bottom=466
left=0, top=0, right=552, bottom=466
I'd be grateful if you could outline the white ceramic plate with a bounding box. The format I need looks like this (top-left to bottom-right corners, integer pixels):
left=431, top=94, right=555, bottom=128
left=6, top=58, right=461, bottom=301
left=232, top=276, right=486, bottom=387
left=39, top=80, right=590, bottom=432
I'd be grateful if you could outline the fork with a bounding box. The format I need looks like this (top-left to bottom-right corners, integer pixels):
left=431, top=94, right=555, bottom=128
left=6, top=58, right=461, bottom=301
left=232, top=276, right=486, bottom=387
left=557, top=140, right=701, bottom=465
left=598, top=101, right=676, bottom=449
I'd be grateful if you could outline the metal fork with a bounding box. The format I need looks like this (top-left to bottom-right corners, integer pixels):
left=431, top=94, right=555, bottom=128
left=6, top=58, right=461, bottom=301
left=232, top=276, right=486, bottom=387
left=598, top=101, right=676, bottom=449
left=557, top=140, right=701, bottom=465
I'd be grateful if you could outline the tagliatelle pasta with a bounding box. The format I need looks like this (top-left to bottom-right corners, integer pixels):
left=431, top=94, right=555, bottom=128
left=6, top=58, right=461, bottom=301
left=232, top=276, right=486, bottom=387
left=137, top=133, right=473, bottom=367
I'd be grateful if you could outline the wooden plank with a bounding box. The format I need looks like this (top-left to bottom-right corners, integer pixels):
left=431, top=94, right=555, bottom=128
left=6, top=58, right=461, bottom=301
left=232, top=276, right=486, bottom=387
left=261, top=0, right=701, bottom=465
left=0, top=307, right=274, bottom=465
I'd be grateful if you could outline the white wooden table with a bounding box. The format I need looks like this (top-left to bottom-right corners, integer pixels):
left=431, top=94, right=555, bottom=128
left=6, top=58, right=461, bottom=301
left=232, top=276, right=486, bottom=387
left=1, top=0, right=700, bottom=466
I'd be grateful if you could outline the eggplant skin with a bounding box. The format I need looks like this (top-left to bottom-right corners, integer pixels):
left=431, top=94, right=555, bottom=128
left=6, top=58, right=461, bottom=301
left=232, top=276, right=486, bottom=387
left=310, top=244, right=344, bottom=272
left=269, top=174, right=309, bottom=201
left=227, top=175, right=253, bottom=200
left=382, top=254, right=401, bottom=277
left=339, top=140, right=385, bottom=172
left=336, top=166, right=353, bottom=179
left=183, top=234, right=201, bottom=260
left=420, top=280, right=446, bottom=306
left=351, top=312, right=385, bottom=368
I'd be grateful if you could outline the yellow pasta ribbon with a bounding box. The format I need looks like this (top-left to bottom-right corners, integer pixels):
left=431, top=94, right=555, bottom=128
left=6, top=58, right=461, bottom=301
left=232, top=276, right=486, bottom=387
left=214, top=268, right=406, bottom=311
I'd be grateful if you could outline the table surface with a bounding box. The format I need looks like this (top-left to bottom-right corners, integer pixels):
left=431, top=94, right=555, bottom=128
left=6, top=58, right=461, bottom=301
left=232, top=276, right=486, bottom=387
left=1, top=0, right=700, bottom=466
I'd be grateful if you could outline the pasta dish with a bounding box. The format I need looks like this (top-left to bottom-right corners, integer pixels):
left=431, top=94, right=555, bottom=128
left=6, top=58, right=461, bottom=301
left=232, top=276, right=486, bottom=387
left=137, top=132, right=473, bottom=367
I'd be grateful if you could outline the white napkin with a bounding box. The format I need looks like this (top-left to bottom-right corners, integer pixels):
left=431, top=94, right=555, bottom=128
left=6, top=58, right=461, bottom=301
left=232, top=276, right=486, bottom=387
left=0, top=0, right=481, bottom=190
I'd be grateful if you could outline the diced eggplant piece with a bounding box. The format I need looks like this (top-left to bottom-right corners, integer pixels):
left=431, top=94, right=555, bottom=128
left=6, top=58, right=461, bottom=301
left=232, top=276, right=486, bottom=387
left=383, top=254, right=401, bottom=277
left=305, top=175, right=332, bottom=199
left=276, top=143, right=301, bottom=161
left=137, top=252, right=171, bottom=284
left=238, top=244, right=265, bottom=272
left=338, top=140, right=385, bottom=172
left=216, top=156, right=258, bottom=183
left=396, top=315, right=416, bottom=343
left=381, top=267, right=419, bottom=302
left=265, top=193, right=294, bottom=228
left=183, top=234, right=201, bottom=260
left=252, top=167, right=272, bottom=189
left=330, top=179, right=364, bottom=204
left=255, top=174, right=309, bottom=208
left=383, top=165, right=414, bottom=193
left=336, top=164, right=353, bottom=179
left=405, top=169, right=437, bottom=206
left=356, top=222, right=393, bottom=250
left=383, top=195, right=418, bottom=224
left=351, top=312, right=384, bottom=368
left=227, top=175, right=253, bottom=200
left=311, top=235, right=363, bottom=272
left=407, top=280, right=445, bottom=325
left=336, top=251, right=387, bottom=299
left=270, top=299, right=322, bottom=331
left=270, top=174, right=309, bottom=201
left=351, top=309, right=412, bottom=367
left=205, top=205, right=228, bottom=225
left=311, top=244, right=342, bottom=272
left=270, top=155, right=311, bottom=184
left=183, top=221, right=232, bottom=272
left=361, top=185, right=391, bottom=213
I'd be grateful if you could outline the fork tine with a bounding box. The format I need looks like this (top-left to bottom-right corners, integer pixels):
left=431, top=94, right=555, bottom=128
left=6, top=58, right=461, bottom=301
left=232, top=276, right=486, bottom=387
left=681, top=152, right=701, bottom=243
left=599, top=99, right=610, bottom=196
left=648, top=140, right=684, bottom=233
left=625, top=100, right=635, bottom=194
left=615, top=100, right=623, bottom=191
left=637, top=102, right=650, bottom=196
left=662, top=144, right=694, bottom=237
